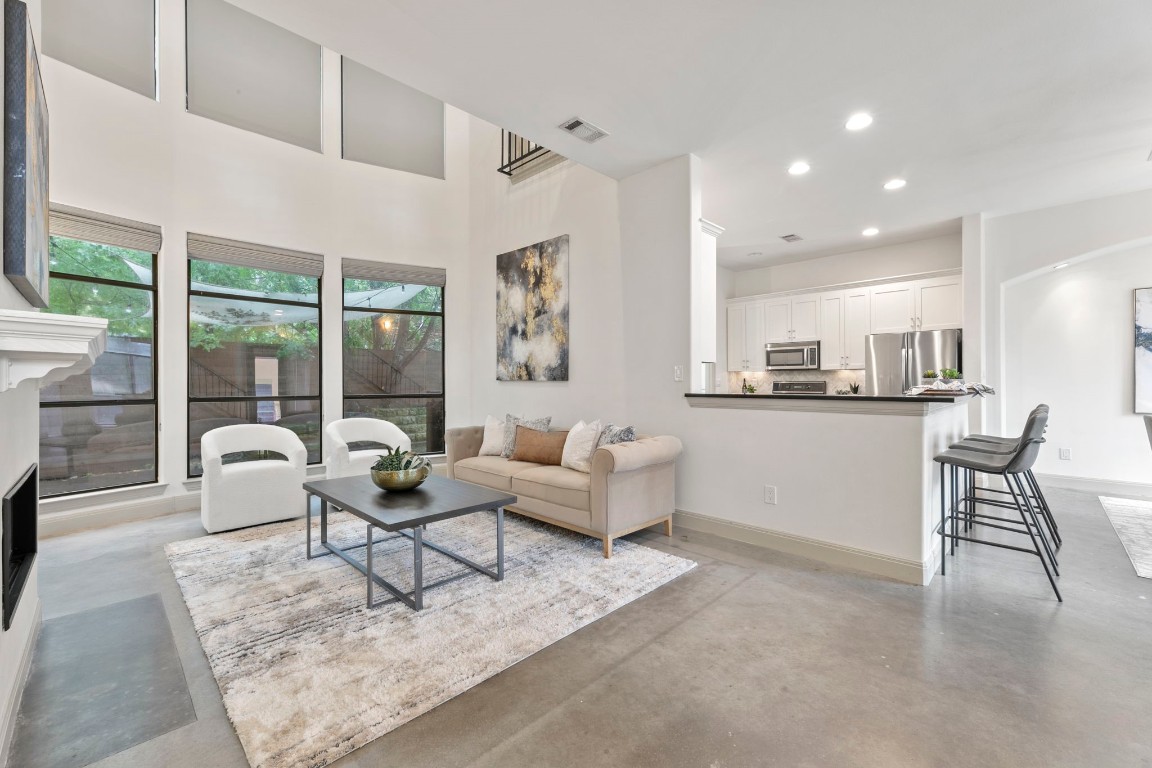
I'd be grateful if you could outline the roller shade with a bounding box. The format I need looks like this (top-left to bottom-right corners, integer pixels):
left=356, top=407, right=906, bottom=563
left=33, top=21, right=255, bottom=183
left=188, top=233, right=324, bottom=277
left=342, top=259, right=446, bottom=287
left=49, top=204, right=162, bottom=254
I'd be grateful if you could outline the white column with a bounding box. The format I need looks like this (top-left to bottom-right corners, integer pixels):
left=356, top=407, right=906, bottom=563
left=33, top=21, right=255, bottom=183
left=961, top=213, right=987, bottom=434
left=693, top=218, right=724, bottom=392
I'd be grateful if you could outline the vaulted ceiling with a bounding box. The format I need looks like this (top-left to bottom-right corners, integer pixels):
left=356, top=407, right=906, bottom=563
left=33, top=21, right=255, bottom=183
left=228, top=0, right=1152, bottom=269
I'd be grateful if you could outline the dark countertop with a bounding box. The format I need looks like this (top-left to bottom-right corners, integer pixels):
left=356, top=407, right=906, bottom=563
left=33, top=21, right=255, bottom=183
left=685, top=392, right=973, bottom=403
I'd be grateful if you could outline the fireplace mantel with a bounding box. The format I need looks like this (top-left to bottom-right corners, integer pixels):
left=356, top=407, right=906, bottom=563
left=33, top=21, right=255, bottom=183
left=0, top=309, right=108, bottom=394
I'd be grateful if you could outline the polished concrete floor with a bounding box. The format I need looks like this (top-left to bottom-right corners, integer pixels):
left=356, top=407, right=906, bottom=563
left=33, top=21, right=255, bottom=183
left=10, top=486, right=1152, bottom=768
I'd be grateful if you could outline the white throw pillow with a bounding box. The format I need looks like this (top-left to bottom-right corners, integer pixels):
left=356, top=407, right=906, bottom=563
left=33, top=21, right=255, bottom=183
left=478, top=415, right=504, bottom=456
left=561, top=419, right=602, bottom=474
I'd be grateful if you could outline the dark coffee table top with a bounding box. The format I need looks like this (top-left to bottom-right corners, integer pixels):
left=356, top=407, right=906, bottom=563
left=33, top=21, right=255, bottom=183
left=303, top=474, right=516, bottom=532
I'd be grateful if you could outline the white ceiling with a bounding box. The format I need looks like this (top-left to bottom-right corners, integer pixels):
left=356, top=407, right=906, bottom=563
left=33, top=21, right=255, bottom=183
left=227, top=0, right=1152, bottom=270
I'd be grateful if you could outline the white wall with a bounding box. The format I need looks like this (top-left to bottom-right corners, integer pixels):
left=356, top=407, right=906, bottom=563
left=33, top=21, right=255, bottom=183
left=1003, top=243, right=1152, bottom=485
left=730, top=234, right=961, bottom=297
left=984, top=187, right=1152, bottom=490
left=40, top=0, right=472, bottom=513
left=466, top=118, right=625, bottom=427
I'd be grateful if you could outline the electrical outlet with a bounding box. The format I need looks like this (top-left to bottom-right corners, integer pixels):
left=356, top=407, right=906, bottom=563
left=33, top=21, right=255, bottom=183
left=764, top=485, right=777, bottom=504
left=1058, top=448, right=1071, bottom=461
left=673, top=365, right=683, bottom=381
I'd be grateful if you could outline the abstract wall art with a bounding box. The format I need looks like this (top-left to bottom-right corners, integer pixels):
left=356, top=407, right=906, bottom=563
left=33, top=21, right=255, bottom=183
left=496, top=234, right=569, bottom=381
left=3, top=0, right=50, bottom=308
left=1136, top=287, right=1151, bottom=414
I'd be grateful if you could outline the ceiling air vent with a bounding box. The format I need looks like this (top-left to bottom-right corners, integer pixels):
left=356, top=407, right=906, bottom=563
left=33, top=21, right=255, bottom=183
left=558, top=117, right=609, bottom=143
left=779, top=234, right=803, bottom=243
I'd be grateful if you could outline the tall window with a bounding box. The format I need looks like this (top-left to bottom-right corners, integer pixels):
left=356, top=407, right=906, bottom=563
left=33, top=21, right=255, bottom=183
left=187, top=234, right=323, bottom=476
left=342, top=260, right=445, bottom=453
left=39, top=206, right=162, bottom=498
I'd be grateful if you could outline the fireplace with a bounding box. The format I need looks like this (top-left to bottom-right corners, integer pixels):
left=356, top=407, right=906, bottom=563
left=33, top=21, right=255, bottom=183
left=3, top=464, right=37, bottom=630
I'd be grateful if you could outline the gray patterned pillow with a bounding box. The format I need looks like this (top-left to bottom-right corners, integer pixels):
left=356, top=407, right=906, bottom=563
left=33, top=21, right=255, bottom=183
left=503, top=414, right=552, bottom=457
left=596, top=424, right=636, bottom=447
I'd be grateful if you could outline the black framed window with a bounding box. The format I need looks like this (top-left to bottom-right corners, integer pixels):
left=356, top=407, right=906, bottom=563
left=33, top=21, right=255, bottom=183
left=342, top=271, right=444, bottom=453
left=40, top=236, right=159, bottom=497
left=187, top=247, right=323, bottom=476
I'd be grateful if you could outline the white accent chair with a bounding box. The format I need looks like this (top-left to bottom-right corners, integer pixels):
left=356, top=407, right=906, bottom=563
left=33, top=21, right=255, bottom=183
left=326, top=418, right=412, bottom=479
left=200, top=424, right=308, bottom=533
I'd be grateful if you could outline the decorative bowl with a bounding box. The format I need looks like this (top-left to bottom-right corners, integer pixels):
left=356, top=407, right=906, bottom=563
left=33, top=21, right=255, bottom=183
left=370, top=466, right=431, bottom=492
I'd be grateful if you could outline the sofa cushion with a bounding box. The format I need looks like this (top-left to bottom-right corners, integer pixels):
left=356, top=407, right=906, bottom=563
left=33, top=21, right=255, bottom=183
left=510, top=426, right=568, bottom=465
left=454, top=456, right=543, bottom=491
left=511, top=466, right=591, bottom=511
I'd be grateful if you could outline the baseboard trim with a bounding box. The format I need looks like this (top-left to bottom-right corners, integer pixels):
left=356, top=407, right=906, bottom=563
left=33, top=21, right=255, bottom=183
left=0, top=598, right=41, bottom=767
left=673, top=510, right=932, bottom=585
left=1034, top=473, right=1152, bottom=499
left=40, top=493, right=200, bottom=538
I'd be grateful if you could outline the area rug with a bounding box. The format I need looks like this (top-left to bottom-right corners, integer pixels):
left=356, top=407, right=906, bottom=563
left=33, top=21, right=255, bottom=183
left=1099, top=496, right=1152, bottom=578
left=165, top=511, right=695, bottom=768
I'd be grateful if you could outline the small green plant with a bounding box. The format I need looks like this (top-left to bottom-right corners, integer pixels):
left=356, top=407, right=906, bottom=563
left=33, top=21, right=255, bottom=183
left=922, top=370, right=937, bottom=379
left=849, top=382, right=861, bottom=394
left=371, top=444, right=430, bottom=473
left=940, top=368, right=962, bottom=381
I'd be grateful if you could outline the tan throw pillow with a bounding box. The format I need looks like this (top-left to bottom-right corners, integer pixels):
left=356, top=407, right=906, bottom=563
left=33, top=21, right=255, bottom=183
left=502, top=414, right=551, bottom=457
left=510, top=426, right=568, bottom=465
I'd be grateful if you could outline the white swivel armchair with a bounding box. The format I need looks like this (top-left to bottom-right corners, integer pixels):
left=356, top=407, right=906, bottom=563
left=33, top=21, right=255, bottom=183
left=200, top=424, right=308, bottom=533
left=326, top=418, right=412, bottom=478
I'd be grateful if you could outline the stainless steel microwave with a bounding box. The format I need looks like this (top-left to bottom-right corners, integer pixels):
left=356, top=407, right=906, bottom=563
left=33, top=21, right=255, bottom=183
left=765, top=341, right=820, bottom=370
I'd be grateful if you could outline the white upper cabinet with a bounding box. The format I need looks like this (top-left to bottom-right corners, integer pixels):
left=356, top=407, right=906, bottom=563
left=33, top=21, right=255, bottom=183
left=726, top=272, right=961, bottom=372
left=819, top=292, right=844, bottom=370
left=914, top=275, right=963, bottom=331
left=764, top=298, right=791, bottom=343
left=790, top=293, right=821, bottom=340
left=843, top=287, right=871, bottom=368
left=726, top=304, right=747, bottom=372
left=869, top=281, right=917, bottom=334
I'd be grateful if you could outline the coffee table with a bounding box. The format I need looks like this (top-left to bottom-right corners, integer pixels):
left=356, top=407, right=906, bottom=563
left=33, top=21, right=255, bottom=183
left=302, top=474, right=516, bottom=610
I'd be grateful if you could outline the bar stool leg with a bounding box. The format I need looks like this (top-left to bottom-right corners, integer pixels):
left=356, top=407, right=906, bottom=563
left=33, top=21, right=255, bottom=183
left=940, top=462, right=947, bottom=575
left=950, top=465, right=957, bottom=556
left=1013, top=474, right=1059, bottom=575
left=1006, top=475, right=1062, bottom=602
left=1025, top=471, right=1061, bottom=547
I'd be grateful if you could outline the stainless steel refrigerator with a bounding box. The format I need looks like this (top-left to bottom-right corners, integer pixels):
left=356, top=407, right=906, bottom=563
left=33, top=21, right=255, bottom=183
left=863, top=329, right=963, bottom=396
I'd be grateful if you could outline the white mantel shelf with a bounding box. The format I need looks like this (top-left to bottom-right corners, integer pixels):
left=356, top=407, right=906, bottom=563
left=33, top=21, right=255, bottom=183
left=0, top=309, right=108, bottom=393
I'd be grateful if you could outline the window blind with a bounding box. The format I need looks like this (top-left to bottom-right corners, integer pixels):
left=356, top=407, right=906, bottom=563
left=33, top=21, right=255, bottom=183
left=342, top=259, right=446, bottom=287
left=42, top=0, right=156, bottom=99
left=49, top=204, right=162, bottom=254
left=188, top=233, right=324, bottom=277
left=341, top=57, right=445, bottom=179
left=186, top=0, right=322, bottom=152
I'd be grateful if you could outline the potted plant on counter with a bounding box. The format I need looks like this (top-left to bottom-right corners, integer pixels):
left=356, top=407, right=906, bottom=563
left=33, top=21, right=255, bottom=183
left=922, top=369, right=938, bottom=386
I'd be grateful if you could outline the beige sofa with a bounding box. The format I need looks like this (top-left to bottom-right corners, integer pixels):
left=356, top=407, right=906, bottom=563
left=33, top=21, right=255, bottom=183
left=445, top=427, right=683, bottom=557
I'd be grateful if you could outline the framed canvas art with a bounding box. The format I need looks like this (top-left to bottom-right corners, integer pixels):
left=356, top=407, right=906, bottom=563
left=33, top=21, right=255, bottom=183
left=1136, top=287, right=1151, bottom=414
left=3, top=0, right=50, bottom=308
left=496, top=234, right=569, bottom=381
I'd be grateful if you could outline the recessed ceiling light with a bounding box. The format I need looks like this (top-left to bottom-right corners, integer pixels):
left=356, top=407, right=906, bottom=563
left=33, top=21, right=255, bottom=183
left=862, top=227, right=879, bottom=237
left=747, top=252, right=763, bottom=258
left=846, top=113, right=873, bottom=131
left=788, top=161, right=811, bottom=175
left=1053, top=262, right=1069, bottom=270
left=883, top=178, right=906, bottom=190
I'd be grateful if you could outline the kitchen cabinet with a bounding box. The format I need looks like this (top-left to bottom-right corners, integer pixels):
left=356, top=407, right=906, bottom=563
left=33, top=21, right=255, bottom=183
left=726, top=301, right=766, bottom=371
left=819, top=287, right=871, bottom=370
left=765, top=294, right=820, bottom=343
left=726, top=272, right=961, bottom=371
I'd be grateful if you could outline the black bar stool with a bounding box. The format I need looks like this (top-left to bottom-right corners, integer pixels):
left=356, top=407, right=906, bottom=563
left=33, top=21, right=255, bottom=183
left=934, top=407, right=1062, bottom=601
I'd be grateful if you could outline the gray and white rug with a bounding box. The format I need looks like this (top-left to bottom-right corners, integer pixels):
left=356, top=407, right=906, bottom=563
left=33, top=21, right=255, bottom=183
left=165, top=511, right=695, bottom=768
left=1099, top=496, right=1152, bottom=578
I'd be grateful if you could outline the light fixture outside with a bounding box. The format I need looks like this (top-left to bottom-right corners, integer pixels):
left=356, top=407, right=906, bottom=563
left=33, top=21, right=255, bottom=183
left=1053, top=262, right=1070, bottom=270
left=883, top=178, right=906, bottom=190
left=862, top=227, right=879, bottom=237
left=788, top=161, right=811, bottom=176
left=846, top=113, right=873, bottom=131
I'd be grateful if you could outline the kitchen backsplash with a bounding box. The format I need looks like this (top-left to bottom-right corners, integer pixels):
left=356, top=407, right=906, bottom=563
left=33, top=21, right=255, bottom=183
left=726, top=369, right=865, bottom=394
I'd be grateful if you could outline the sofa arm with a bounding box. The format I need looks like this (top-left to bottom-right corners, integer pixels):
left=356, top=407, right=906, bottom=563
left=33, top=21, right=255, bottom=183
left=445, top=426, right=484, bottom=479
left=591, top=435, right=683, bottom=475
left=589, top=436, right=681, bottom=538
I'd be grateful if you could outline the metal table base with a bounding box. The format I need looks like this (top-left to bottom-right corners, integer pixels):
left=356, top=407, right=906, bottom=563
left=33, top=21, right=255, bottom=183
left=306, top=495, right=504, bottom=610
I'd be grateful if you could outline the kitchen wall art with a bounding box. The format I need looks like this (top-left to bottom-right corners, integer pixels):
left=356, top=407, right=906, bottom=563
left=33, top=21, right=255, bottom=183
left=496, top=234, right=569, bottom=381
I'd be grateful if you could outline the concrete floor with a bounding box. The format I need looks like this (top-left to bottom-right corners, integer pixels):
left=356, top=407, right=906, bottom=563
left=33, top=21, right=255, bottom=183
left=10, top=486, right=1152, bottom=768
